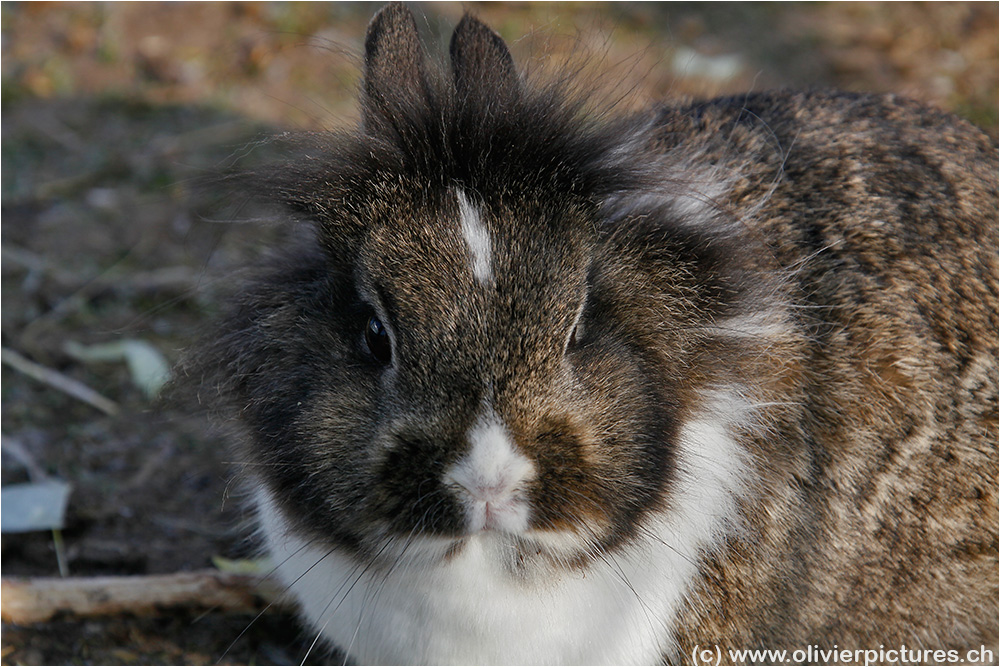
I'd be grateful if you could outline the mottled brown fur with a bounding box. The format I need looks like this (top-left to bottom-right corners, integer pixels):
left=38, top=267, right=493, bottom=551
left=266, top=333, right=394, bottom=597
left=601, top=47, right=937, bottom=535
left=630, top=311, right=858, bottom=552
left=194, top=4, right=998, bottom=663
left=663, top=91, right=998, bottom=660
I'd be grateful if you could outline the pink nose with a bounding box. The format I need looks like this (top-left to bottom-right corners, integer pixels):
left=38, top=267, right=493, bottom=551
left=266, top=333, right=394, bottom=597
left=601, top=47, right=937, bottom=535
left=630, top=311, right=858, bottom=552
left=462, top=482, right=527, bottom=533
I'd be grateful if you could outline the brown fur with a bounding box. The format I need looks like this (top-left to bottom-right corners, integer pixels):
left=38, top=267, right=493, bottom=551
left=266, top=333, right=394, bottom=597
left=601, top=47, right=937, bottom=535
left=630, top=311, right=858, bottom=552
left=661, top=91, right=998, bottom=660
left=193, top=4, right=998, bottom=662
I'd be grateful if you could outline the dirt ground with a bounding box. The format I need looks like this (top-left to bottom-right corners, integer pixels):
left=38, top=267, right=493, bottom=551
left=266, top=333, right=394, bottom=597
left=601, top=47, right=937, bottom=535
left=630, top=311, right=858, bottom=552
left=1, top=2, right=996, bottom=665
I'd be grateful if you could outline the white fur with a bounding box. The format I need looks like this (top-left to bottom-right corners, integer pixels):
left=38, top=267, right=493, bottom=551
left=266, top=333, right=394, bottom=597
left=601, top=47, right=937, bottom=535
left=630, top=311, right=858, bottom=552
left=601, top=164, right=733, bottom=232
left=715, top=309, right=789, bottom=340
left=456, top=189, right=493, bottom=284
left=443, top=407, right=535, bottom=533
left=256, top=390, right=751, bottom=665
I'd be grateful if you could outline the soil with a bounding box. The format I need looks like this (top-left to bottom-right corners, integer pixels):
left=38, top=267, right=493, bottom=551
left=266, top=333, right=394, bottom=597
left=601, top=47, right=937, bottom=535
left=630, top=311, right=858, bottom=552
left=1, top=2, right=996, bottom=665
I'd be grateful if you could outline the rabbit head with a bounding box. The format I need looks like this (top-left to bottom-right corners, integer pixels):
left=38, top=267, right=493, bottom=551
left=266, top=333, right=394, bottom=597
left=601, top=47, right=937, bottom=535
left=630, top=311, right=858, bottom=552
left=218, top=3, right=778, bottom=567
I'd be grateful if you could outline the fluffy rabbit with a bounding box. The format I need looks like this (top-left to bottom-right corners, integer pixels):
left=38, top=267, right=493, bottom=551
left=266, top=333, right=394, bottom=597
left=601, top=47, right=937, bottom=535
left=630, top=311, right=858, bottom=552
left=196, top=4, right=998, bottom=664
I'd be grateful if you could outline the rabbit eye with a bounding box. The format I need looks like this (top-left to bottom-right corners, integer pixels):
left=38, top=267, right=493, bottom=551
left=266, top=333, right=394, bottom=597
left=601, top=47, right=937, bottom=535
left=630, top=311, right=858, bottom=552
left=365, top=316, right=392, bottom=364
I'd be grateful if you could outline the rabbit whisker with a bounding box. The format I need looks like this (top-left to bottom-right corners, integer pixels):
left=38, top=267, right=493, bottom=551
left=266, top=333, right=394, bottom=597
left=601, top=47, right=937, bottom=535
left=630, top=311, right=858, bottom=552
left=219, top=533, right=327, bottom=664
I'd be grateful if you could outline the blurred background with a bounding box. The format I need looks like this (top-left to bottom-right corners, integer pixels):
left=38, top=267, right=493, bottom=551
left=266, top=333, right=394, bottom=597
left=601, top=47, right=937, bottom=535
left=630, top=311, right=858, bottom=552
left=2, top=2, right=997, bottom=664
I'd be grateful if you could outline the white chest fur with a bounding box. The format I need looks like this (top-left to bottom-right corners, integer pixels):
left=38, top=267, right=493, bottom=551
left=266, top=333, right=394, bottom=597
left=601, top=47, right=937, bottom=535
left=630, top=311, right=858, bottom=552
left=257, top=490, right=679, bottom=664
left=253, top=394, right=749, bottom=665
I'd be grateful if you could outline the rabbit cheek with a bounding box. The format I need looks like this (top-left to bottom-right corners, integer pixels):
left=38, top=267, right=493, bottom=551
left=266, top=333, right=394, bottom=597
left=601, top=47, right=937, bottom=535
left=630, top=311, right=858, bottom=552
left=368, top=435, right=468, bottom=537
left=524, top=387, right=678, bottom=550
left=524, top=424, right=617, bottom=536
left=251, top=378, right=387, bottom=539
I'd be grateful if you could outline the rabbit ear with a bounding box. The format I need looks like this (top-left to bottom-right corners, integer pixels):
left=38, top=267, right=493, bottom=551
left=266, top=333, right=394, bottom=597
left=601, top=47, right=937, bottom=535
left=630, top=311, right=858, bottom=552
left=450, top=13, right=518, bottom=100
left=362, top=2, right=427, bottom=130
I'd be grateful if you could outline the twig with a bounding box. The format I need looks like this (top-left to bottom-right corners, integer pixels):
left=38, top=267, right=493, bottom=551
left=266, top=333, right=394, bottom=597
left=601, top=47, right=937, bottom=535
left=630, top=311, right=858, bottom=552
left=51, top=530, right=69, bottom=579
left=0, top=437, right=50, bottom=482
left=0, top=348, right=120, bottom=416
left=1, top=571, right=288, bottom=625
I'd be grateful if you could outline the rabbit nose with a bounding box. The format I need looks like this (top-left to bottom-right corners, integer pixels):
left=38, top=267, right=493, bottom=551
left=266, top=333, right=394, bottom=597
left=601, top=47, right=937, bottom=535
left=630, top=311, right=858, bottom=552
left=442, top=407, right=536, bottom=534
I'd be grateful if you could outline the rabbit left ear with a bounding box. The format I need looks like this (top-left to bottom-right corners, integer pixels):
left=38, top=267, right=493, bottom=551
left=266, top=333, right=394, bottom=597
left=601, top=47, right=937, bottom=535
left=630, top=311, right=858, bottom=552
left=450, top=13, right=519, bottom=100
left=362, top=2, right=428, bottom=130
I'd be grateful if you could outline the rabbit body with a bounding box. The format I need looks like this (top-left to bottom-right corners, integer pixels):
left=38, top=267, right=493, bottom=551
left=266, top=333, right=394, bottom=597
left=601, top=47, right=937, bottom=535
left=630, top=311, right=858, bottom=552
left=201, top=4, right=998, bottom=664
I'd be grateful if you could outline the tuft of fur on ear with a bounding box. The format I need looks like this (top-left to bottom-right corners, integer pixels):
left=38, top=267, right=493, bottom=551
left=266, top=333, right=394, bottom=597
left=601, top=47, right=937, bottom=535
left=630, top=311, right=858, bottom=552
left=450, top=14, right=519, bottom=102
left=362, top=2, right=428, bottom=133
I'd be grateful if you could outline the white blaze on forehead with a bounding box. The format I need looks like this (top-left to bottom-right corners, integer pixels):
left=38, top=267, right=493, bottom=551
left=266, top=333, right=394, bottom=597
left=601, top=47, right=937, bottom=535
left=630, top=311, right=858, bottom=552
left=456, top=189, right=493, bottom=284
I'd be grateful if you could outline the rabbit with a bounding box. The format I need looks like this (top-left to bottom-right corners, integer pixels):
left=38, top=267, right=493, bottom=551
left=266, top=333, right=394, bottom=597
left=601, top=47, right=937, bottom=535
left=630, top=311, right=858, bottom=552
left=193, top=3, right=998, bottom=664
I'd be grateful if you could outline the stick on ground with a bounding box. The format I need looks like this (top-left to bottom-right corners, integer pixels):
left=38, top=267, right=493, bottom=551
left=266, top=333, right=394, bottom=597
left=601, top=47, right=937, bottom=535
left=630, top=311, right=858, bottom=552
left=1, top=571, right=288, bottom=625
left=1, top=347, right=120, bottom=416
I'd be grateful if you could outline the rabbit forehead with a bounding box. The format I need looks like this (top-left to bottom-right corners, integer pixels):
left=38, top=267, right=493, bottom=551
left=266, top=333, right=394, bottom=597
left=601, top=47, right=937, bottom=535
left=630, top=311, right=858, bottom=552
left=358, top=188, right=592, bottom=329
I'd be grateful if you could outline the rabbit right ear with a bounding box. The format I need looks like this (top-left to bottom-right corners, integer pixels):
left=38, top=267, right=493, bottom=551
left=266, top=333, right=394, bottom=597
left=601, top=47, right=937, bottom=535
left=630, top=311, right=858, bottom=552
left=450, top=14, right=519, bottom=101
left=362, top=2, right=428, bottom=131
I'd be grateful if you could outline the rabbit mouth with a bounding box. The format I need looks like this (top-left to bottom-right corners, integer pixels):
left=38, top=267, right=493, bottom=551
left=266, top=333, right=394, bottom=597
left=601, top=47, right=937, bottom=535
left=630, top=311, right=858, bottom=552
left=446, top=484, right=534, bottom=536
left=364, top=523, right=599, bottom=575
